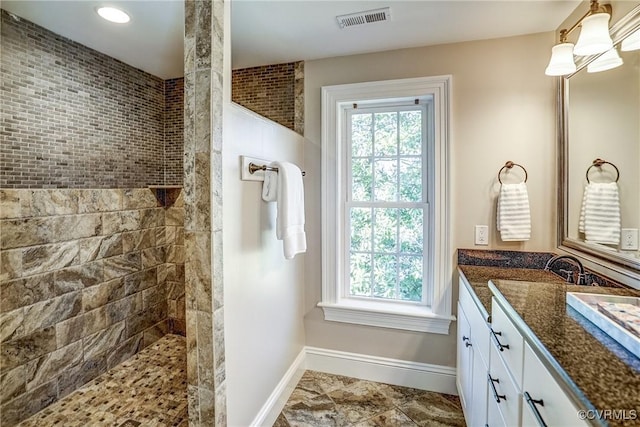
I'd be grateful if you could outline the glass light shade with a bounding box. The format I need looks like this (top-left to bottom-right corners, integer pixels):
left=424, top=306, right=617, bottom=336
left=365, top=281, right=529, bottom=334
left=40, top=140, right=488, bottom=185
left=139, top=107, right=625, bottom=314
left=545, top=43, right=577, bottom=76
left=97, top=7, right=130, bottom=23
left=574, top=13, right=613, bottom=56
left=587, top=47, right=623, bottom=73
left=621, top=29, right=640, bottom=51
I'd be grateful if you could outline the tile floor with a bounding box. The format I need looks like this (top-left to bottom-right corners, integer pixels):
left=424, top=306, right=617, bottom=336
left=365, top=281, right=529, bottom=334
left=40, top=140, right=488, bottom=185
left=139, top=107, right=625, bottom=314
left=15, top=335, right=463, bottom=427
left=17, top=334, right=187, bottom=427
left=275, top=371, right=465, bottom=427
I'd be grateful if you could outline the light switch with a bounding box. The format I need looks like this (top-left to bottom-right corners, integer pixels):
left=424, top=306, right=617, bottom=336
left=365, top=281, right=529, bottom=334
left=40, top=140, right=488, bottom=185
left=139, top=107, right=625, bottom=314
left=475, top=225, right=489, bottom=245
left=621, top=229, right=639, bottom=251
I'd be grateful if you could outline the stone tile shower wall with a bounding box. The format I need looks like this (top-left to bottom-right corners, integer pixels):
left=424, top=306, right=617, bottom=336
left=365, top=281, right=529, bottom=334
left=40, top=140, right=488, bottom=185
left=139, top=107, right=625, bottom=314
left=231, top=61, right=304, bottom=135
left=0, top=10, right=184, bottom=188
left=0, top=9, right=186, bottom=425
left=184, top=0, right=226, bottom=425
left=0, top=189, right=183, bottom=426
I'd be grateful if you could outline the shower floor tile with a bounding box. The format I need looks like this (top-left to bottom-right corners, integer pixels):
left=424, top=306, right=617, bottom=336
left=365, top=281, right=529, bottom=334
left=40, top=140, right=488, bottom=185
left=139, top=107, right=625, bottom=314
left=275, top=371, right=465, bottom=427
left=17, top=334, right=187, bottom=427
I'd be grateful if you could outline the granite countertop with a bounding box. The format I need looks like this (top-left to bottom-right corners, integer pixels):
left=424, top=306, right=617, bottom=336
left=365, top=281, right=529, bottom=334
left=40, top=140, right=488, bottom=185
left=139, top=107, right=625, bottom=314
left=458, top=265, right=567, bottom=321
left=459, top=265, right=640, bottom=427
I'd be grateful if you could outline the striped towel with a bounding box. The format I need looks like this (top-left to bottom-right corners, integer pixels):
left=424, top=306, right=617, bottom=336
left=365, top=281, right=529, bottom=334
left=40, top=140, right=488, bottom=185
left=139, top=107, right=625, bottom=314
left=497, top=182, right=531, bottom=241
left=578, top=182, right=620, bottom=245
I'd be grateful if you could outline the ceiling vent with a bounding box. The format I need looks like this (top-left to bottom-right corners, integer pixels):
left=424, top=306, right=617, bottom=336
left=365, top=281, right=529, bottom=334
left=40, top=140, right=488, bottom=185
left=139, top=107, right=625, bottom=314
left=336, top=7, right=391, bottom=29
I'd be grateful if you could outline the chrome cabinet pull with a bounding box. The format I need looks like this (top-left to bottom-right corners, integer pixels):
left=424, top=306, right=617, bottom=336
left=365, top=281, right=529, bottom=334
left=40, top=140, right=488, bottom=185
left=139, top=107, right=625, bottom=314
left=524, top=392, right=548, bottom=427
left=488, top=374, right=506, bottom=403
left=490, top=329, right=510, bottom=351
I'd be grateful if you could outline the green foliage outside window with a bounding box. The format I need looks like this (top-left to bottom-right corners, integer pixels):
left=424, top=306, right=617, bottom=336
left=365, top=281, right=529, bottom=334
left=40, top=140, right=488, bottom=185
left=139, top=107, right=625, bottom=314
left=348, top=109, right=425, bottom=302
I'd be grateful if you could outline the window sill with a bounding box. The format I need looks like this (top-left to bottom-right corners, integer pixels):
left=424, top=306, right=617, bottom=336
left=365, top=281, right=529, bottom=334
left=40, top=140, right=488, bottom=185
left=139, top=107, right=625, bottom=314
left=317, top=300, right=455, bottom=334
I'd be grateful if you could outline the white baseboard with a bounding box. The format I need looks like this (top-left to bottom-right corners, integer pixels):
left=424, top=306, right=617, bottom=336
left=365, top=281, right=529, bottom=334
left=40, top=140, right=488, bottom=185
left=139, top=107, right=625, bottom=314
left=250, top=348, right=306, bottom=427
left=305, top=346, right=458, bottom=395
left=251, top=346, right=457, bottom=426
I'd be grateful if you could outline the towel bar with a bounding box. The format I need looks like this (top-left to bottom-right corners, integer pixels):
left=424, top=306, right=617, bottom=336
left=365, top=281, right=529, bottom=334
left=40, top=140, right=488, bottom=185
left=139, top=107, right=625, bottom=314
left=586, top=158, right=619, bottom=183
left=249, top=162, right=306, bottom=177
left=498, top=161, right=527, bottom=184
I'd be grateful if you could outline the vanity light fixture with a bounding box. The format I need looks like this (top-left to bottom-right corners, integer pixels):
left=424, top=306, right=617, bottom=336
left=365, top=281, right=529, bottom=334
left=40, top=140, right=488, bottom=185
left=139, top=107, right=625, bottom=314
left=545, top=0, right=613, bottom=76
left=587, top=46, right=623, bottom=72
left=96, top=6, right=130, bottom=24
left=621, top=28, right=640, bottom=51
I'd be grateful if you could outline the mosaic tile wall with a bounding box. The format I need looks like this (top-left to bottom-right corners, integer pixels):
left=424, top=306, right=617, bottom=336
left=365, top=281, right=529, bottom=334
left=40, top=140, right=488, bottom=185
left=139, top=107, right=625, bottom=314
left=183, top=0, right=226, bottom=425
left=0, top=188, right=185, bottom=426
left=0, top=10, right=184, bottom=188
left=165, top=78, right=185, bottom=186
left=231, top=61, right=304, bottom=135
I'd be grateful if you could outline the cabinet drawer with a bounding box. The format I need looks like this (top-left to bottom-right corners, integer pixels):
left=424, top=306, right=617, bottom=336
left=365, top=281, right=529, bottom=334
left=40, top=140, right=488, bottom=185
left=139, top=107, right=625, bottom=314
left=459, top=281, right=491, bottom=365
left=522, top=342, right=589, bottom=427
left=491, top=298, right=524, bottom=388
left=487, top=389, right=507, bottom=427
left=489, top=343, right=522, bottom=427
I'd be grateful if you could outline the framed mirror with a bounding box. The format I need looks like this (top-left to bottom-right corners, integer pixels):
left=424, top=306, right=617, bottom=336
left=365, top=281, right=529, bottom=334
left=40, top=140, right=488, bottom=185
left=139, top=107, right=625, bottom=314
left=558, top=3, right=640, bottom=279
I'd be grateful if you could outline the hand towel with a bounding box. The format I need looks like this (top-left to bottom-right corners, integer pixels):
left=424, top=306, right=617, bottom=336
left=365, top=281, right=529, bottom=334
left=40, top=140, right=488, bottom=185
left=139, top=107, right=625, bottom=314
left=272, top=161, right=307, bottom=259
left=579, top=182, right=620, bottom=245
left=497, top=182, right=531, bottom=241
left=261, top=169, right=278, bottom=202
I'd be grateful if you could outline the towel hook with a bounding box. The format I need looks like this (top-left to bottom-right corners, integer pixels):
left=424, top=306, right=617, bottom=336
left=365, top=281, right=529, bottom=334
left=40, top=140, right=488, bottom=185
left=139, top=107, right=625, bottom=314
left=498, top=161, right=528, bottom=184
left=586, top=158, right=619, bottom=183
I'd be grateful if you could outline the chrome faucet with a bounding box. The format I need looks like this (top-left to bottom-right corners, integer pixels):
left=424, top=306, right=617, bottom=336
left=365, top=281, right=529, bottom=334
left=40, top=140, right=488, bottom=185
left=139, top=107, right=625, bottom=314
left=544, top=255, right=589, bottom=285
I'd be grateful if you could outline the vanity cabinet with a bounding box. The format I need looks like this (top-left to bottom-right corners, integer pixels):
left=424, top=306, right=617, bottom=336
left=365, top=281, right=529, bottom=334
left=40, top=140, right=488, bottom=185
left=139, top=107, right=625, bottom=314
left=457, top=279, right=491, bottom=427
left=521, top=342, right=589, bottom=427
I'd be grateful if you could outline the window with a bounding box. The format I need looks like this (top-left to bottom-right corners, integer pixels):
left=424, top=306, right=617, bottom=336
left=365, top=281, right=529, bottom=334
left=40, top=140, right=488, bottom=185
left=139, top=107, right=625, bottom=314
left=346, top=104, right=429, bottom=303
left=319, top=76, right=453, bottom=334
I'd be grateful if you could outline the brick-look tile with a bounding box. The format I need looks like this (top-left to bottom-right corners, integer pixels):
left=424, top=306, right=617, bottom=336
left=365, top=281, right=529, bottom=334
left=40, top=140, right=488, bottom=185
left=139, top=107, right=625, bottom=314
left=0, top=10, right=183, bottom=189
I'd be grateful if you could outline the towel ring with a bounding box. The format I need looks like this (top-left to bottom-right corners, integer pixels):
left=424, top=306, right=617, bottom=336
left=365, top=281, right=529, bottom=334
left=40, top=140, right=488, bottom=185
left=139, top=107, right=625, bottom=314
left=498, top=161, right=528, bottom=184
left=586, top=158, right=619, bottom=183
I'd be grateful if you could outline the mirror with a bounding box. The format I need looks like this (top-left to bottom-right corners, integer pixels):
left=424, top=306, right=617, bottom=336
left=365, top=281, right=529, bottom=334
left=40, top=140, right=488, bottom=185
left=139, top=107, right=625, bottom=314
left=559, top=4, right=640, bottom=277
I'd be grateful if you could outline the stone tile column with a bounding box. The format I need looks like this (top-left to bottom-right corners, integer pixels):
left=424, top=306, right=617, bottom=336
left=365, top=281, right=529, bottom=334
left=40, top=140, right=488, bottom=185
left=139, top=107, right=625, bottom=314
left=183, top=0, right=225, bottom=425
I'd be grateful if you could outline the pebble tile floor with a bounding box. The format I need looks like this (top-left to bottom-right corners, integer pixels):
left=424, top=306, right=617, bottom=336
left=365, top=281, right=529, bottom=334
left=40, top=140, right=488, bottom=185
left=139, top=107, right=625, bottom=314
left=16, top=334, right=464, bottom=427
left=17, top=334, right=188, bottom=427
left=275, top=371, right=465, bottom=427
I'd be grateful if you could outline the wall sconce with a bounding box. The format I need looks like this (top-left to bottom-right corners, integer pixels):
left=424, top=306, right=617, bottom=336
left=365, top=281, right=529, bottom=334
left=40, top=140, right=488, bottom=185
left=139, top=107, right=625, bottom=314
left=587, top=46, right=623, bottom=72
left=621, top=28, right=640, bottom=51
left=545, top=0, right=614, bottom=76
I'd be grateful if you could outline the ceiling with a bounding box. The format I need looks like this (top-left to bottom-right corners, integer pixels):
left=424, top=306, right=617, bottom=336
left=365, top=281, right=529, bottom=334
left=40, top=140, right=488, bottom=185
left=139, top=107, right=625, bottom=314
left=1, top=0, right=582, bottom=79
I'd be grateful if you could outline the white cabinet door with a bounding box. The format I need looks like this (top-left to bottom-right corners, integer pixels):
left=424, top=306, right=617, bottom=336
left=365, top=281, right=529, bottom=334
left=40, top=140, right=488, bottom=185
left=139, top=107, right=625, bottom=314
left=522, top=343, right=589, bottom=427
left=457, top=302, right=473, bottom=417
left=470, top=343, right=489, bottom=427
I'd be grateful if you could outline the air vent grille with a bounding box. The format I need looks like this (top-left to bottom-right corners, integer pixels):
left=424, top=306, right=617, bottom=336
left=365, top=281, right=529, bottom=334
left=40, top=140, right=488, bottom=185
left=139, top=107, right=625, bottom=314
left=336, top=7, right=391, bottom=29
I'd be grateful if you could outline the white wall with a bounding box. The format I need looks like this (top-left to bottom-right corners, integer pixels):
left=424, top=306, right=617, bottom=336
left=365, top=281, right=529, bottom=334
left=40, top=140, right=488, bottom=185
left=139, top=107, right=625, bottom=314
left=223, top=103, right=306, bottom=426
left=303, top=32, right=558, bottom=366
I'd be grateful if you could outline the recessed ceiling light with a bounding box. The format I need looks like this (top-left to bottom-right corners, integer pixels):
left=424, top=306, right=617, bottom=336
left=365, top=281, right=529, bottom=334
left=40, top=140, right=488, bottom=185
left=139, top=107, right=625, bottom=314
left=96, top=6, right=130, bottom=24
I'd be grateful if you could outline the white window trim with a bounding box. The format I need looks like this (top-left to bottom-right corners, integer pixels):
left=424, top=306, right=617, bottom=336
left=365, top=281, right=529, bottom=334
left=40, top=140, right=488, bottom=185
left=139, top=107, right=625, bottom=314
left=319, top=76, right=454, bottom=334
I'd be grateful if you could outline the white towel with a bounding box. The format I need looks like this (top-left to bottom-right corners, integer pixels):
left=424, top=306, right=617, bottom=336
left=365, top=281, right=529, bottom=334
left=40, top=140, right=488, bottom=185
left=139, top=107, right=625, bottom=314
left=262, top=169, right=277, bottom=202
left=497, top=182, right=531, bottom=241
left=264, top=161, right=306, bottom=259
left=578, top=182, right=620, bottom=245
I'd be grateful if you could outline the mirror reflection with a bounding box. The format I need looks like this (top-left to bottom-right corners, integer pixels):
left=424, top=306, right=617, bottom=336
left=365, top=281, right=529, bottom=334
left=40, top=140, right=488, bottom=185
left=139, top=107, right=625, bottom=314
left=563, top=17, right=640, bottom=268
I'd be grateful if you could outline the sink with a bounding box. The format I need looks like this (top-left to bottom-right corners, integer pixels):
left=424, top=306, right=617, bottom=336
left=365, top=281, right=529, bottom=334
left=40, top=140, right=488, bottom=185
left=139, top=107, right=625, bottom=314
left=566, top=292, right=640, bottom=359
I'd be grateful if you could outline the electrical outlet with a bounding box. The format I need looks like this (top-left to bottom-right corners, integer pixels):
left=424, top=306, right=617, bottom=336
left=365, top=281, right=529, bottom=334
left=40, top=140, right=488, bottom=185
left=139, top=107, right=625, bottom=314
left=621, top=228, right=639, bottom=250
left=475, top=225, right=489, bottom=246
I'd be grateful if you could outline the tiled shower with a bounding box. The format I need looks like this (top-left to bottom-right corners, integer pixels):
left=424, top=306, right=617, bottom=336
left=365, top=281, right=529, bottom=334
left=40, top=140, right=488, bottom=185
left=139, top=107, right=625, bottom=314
left=0, top=9, right=186, bottom=425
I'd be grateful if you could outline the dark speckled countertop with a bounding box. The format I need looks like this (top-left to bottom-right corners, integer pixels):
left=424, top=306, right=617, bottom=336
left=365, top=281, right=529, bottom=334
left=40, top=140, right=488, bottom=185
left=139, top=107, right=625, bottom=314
left=459, top=265, right=640, bottom=427
left=458, top=265, right=567, bottom=320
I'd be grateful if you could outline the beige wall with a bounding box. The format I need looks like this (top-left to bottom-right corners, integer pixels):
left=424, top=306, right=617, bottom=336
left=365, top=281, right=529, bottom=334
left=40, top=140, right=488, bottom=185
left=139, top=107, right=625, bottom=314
left=303, top=32, right=558, bottom=366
